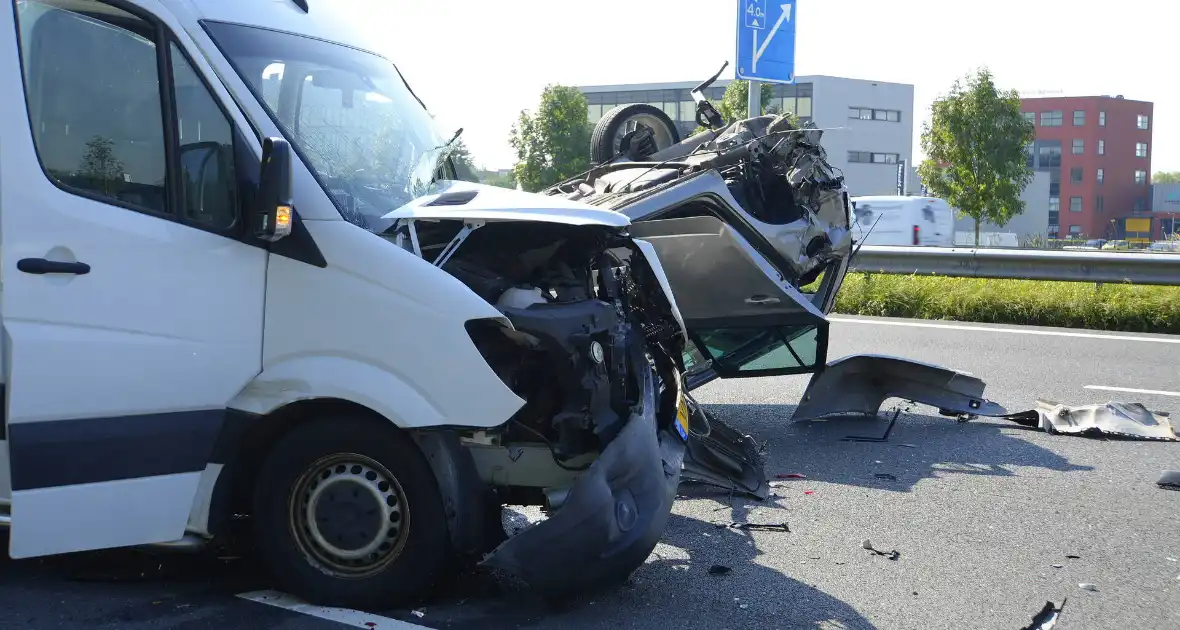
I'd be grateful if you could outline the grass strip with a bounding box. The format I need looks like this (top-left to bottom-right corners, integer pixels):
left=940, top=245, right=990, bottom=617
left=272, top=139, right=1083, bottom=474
left=831, top=273, right=1180, bottom=335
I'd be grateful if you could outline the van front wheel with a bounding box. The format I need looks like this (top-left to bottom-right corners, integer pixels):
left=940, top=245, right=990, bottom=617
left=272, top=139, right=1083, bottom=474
left=251, top=415, right=450, bottom=610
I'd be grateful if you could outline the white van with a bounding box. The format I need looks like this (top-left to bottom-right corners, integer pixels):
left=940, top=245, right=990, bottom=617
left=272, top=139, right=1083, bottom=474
left=0, top=0, right=849, bottom=610
left=849, top=195, right=955, bottom=247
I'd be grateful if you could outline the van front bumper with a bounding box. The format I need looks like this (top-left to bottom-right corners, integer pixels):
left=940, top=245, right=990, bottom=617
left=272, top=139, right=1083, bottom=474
left=479, top=367, right=683, bottom=596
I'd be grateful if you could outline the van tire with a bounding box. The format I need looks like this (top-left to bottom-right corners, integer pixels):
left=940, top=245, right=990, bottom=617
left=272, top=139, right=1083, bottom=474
left=251, top=414, right=450, bottom=611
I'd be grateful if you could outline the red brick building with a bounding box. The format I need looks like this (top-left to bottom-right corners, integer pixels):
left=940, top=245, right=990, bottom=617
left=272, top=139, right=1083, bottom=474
left=1019, top=95, right=1154, bottom=239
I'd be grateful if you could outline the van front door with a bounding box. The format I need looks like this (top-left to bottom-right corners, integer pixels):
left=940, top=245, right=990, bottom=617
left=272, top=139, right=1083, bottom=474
left=0, top=0, right=266, bottom=557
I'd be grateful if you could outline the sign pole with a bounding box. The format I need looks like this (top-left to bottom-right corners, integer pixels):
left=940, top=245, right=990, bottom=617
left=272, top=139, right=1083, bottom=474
left=747, top=80, right=760, bottom=118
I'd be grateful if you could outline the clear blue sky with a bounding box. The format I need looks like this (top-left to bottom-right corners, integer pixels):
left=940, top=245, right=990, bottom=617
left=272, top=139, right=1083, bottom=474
left=354, top=0, right=1176, bottom=173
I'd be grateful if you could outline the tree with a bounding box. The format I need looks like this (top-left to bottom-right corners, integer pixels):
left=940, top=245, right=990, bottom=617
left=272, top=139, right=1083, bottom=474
left=509, top=85, right=591, bottom=192
left=447, top=138, right=478, bottom=182
left=917, top=68, right=1035, bottom=247
left=80, top=136, right=126, bottom=195
left=1153, top=171, right=1180, bottom=184
left=691, top=81, right=781, bottom=135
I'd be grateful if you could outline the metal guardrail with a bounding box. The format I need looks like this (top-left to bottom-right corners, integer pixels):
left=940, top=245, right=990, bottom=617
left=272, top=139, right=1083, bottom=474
left=848, top=246, right=1180, bottom=286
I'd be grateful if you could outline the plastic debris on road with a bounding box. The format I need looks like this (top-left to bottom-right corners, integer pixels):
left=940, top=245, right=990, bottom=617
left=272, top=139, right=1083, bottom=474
left=1079, top=583, right=1098, bottom=592
left=1019, top=599, right=1066, bottom=630
left=861, top=539, right=901, bottom=561
left=1157, top=470, right=1180, bottom=490
left=1002, top=400, right=1178, bottom=441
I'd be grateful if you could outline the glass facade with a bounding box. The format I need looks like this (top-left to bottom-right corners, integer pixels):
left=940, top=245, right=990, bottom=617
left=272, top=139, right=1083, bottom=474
left=582, top=81, right=814, bottom=138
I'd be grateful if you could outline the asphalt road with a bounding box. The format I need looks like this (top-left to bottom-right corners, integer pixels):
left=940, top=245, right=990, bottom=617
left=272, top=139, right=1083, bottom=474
left=2, top=316, right=1177, bottom=630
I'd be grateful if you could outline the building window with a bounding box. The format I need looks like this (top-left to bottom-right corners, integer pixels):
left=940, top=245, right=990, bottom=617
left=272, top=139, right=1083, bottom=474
left=1040, top=110, right=1063, bottom=126
left=1069, top=225, right=1082, bottom=236
left=1022, top=112, right=1035, bottom=125
left=1099, top=111, right=1106, bottom=126
left=1073, top=110, right=1085, bottom=126
left=1050, top=182, right=1060, bottom=196
left=1070, top=197, right=1083, bottom=212
left=1096, top=196, right=1104, bottom=213
left=1097, top=168, right=1104, bottom=184
left=1048, top=197, right=1060, bottom=213
left=848, top=107, right=901, bottom=122
left=1098, top=140, right=1105, bottom=155
left=1070, top=167, right=1083, bottom=183
left=1137, top=114, right=1150, bottom=130
left=1048, top=225, right=1060, bottom=236
left=1037, top=145, right=1061, bottom=168
left=1072, top=139, right=1084, bottom=154
left=1136, top=142, right=1148, bottom=158
left=1135, top=170, right=1147, bottom=184
left=1133, top=197, right=1147, bottom=212
left=848, top=151, right=899, bottom=164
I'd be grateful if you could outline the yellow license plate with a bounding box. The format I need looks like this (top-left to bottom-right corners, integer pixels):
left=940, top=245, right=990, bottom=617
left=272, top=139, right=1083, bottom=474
left=675, top=395, right=690, bottom=441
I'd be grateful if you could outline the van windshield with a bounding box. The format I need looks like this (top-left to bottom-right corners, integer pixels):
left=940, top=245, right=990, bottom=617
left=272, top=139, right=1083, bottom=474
left=203, top=21, right=453, bottom=233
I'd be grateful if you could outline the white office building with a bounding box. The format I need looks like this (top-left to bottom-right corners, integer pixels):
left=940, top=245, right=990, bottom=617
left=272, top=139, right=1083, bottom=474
left=576, top=75, right=915, bottom=197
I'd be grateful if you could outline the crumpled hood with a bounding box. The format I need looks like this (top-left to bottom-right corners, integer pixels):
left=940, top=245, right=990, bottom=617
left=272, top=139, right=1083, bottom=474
left=382, top=180, right=630, bottom=227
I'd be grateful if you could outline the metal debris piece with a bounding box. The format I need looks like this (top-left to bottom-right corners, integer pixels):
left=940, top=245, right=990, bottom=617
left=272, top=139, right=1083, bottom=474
left=1019, top=599, right=1066, bottom=630
left=708, top=564, right=732, bottom=575
left=1004, top=400, right=1177, bottom=441
left=1157, top=470, right=1180, bottom=489
left=1079, top=583, right=1098, bottom=592
left=842, top=406, right=903, bottom=443
left=873, top=473, right=898, bottom=481
left=861, top=539, right=900, bottom=560
left=717, top=521, right=790, bottom=533
left=1065, top=554, right=1082, bottom=559
left=411, top=609, right=426, bottom=618
left=1051, top=564, right=1064, bottom=569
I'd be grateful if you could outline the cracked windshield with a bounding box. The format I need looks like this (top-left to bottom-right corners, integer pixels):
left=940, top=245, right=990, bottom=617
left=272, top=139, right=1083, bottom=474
left=205, top=21, right=453, bottom=233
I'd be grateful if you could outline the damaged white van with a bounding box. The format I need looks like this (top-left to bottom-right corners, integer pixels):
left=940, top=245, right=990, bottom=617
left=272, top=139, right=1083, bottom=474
left=0, top=0, right=859, bottom=610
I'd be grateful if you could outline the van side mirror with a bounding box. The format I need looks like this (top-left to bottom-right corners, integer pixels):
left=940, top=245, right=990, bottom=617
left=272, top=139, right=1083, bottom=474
left=255, top=137, right=294, bottom=242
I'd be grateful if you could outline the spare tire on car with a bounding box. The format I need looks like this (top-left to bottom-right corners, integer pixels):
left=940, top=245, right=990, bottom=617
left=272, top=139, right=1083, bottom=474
left=591, top=103, right=681, bottom=164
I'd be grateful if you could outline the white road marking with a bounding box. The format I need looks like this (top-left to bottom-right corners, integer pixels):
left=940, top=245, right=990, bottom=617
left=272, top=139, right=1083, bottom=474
left=829, top=317, right=1180, bottom=344
left=237, top=590, right=432, bottom=629
left=1084, top=385, right=1180, bottom=398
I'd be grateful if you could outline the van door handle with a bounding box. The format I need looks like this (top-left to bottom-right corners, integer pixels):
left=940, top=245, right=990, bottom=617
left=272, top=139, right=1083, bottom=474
left=17, top=258, right=90, bottom=275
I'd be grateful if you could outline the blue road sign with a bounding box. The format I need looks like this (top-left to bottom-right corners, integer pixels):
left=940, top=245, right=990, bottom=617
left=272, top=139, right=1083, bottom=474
left=736, top=1, right=796, bottom=84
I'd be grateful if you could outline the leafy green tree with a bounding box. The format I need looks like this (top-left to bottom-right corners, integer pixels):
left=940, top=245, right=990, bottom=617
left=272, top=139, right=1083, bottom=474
left=509, top=85, right=591, bottom=192
left=917, top=68, right=1035, bottom=247
left=1153, top=171, right=1180, bottom=184
left=479, top=169, right=517, bottom=189
left=446, top=138, right=479, bottom=182
left=80, top=136, right=126, bottom=195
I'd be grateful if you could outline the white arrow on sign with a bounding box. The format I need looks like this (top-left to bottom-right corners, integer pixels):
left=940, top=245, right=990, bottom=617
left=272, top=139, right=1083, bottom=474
left=751, top=4, right=792, bottom=74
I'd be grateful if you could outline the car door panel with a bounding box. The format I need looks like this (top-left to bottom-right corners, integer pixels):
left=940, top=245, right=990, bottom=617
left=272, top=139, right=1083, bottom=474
left=626, top=216, right=829, bottom=383
left=0, top=0, right=265, bottom=558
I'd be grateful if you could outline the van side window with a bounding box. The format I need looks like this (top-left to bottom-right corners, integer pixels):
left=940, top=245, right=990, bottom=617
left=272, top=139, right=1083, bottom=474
left=171, top=44, right=238, bottom=230
left=16, top=0, right=167, bottom=213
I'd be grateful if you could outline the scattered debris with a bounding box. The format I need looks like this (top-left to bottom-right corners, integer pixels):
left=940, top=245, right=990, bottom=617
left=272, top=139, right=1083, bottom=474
left=861, top=539, right=900, bottom=560
left=873, top=473, right=898, bottom=481
left=897, top=443, right=918, bottom=449
left=738, top=603, right=749, bottom=609
left=775, top=473, right=807, bottom=479
left=1051, top=564, right=1064, bottom=569
left=808, top=555, right=821, bottom=560
left=411, top=609, right=426, bottom=618
left=1167, top=557, right=1177, bottom=562
left=803, top=490, right=815, bottom=495
left=1003, top=400, right=1177, bottom=441
left=708, top=564, right=732, bottom=576
left=1079, top=583, right=1098, bottom=592
left=843, top=406, right=904, bottom=443
left=1158, top=470, right=1180, bottom=490
left=1065, top=554, right=1082, bottom=559
left=717, top=521, right=790, bottom=533
left=1019, top=599, right=1067, bottom=630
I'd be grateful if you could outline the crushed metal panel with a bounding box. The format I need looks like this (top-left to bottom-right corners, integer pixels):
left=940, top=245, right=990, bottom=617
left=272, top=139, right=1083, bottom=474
left=680, top=394, right=769, bottom=500
left=791, top=354, right=1007, bottom=422
left=1005, top=400, right=1177, bottom=441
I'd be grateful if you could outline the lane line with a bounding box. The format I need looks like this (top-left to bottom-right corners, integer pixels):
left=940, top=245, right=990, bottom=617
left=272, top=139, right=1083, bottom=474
left=237, top=590, right=432, bottom=629
left=829, top=317, right=1180, bottom=344
left=1084, top=385, right=1180, bottom=398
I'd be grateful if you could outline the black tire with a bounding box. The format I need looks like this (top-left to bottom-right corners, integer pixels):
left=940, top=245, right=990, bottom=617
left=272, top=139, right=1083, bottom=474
left=591, top=103, right=681, bottom=164
left=252, top=414, right=450, bottom=611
